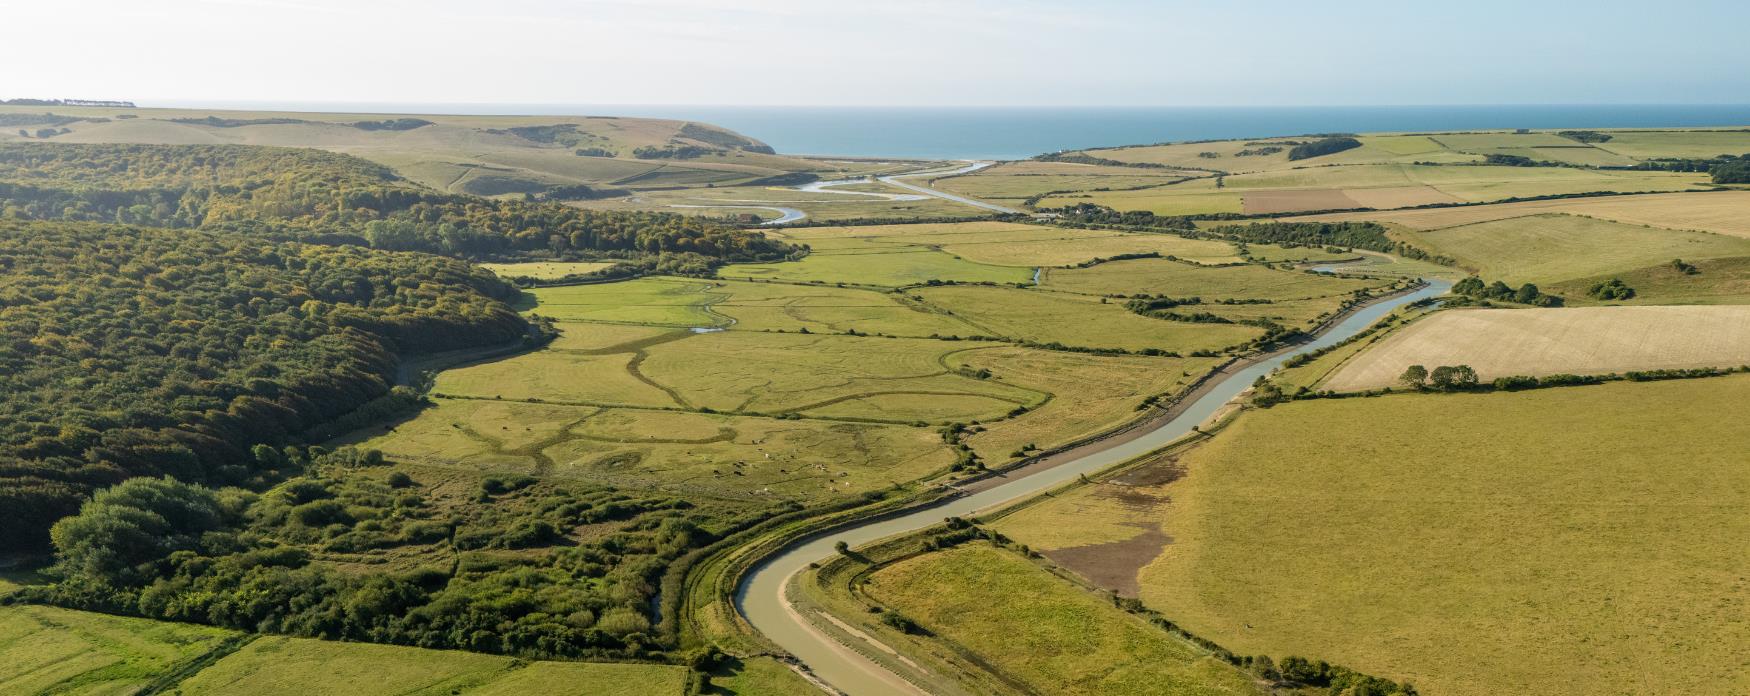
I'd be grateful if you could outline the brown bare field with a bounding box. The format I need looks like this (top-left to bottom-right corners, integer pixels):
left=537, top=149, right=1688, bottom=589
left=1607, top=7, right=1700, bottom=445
left=1323, top=305, right=1750, bottom=391
left=1341, top=185, right=1461, bottom=209
left=1240, top=188, right=1359, bottom=214
left=1296, top=191, right=1750, bottom=236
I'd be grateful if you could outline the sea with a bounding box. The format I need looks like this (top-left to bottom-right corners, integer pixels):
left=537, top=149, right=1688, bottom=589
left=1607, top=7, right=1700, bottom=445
left=150, top=101, right=1750, bottom=161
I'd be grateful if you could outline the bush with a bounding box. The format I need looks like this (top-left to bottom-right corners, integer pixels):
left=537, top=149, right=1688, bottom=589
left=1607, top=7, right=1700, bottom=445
left=1588, top=278, right=1636, bottom=300
left=1287, top=137, right=1362, bottom=161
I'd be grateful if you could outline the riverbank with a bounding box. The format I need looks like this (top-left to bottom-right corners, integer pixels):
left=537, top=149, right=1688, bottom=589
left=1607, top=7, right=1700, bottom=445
left=732, top=278, right=1451, bottom=695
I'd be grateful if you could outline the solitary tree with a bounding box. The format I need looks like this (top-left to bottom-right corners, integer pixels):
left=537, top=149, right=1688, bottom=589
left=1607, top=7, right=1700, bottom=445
left=1398, top=364, right=1429, bottom=389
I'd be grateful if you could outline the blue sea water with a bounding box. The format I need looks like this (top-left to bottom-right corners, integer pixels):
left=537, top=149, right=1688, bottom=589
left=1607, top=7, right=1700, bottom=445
left=152, top=101, right=1750, bottom=160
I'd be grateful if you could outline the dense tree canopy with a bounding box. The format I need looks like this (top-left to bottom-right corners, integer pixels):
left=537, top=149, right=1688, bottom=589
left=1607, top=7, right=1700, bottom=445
left=0, top=220, right=531, bottom=553
left=0, top=142, right=794, bottom=264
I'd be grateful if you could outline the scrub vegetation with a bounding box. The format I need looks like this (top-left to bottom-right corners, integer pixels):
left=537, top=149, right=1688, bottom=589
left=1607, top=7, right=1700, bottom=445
left=6, top=108, right=1750, bottom=696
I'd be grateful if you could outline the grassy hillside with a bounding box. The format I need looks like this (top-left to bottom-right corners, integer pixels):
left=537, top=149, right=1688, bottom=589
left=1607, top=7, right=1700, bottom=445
left=0, top=104, right=870, bottom=196
left=944, top=126, right=1748, bottom=217
left=0, top=142, right=794, bottom=264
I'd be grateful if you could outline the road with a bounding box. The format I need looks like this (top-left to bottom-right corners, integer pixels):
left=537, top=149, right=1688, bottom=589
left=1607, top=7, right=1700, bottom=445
left=734, top=279, right=1450, bottom=695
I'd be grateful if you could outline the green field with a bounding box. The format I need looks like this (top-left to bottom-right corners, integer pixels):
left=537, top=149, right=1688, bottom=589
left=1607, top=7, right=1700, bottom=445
left=999, top=376, right=1750, bottom=696
left=1030, top=135, right=1714, bottom=216
left=1406, top=213, right=1750, bottom=284
left=914, top=284, right=1264, bottom=352
left=480, top=261, right=618, bottom=279
left=950, top=347, right=1221, bottom=463
left=863, top=544, right=1266, bottom=696
left=530, top=279, right=986, bottom=336
left=704, top=280, right=985, bottom=336
left=0, top=105, right=897, bottom=203
left=360, top=397, right=955, bottom=501
left=0, top=605, right=238, bottom=695
left=722, top=248, right=1032, bottom=286
left=176, top=635, right=689, bottom=695
left=1042, top=257, right=1391, bottom=300
left=765, top=221, right=1242, bottom=267
left=528, top=278, right=727, bottom=326
left=1549, top=255, right=1750, bottom=305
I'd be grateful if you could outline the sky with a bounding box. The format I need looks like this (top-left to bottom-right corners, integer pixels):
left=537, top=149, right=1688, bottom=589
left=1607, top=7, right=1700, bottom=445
left=12, top=0, right=1750, bottom=107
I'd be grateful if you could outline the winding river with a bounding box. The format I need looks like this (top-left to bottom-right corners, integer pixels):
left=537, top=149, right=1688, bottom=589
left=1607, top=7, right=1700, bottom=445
left=734, top=279, right=1451, bottom=695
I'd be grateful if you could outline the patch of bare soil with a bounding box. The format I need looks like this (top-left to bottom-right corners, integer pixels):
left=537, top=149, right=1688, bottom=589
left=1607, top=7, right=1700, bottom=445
left=1043, top=522, right=1172, bottom=597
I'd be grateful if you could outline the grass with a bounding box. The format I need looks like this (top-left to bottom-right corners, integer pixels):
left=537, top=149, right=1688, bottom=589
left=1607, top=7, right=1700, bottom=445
left=1111, top=378, right=1750, bottom=696
left=939, top=231, right=1240, bottom=267
left=950, top=347, right=1220, bottom=463
left=1301, top=190, right=1750, bottom=239
left=1036, top=188, right=1245, bottom=216
left=1042, top=257, right=1390, bottom=300
left=636, top=332, right=1044, bottom=420
left=177, top=634, right=689, bottom=695
left=722, top=248, right=1031, bottom=286
left=705, top=279, right=985, bottom=336
left=361, top=398, right=955, bottom=503
left=705, top=656, right=819, bottom=695
left=438, top=329, right=1044, bottom=422
left=1039, top=162, right=1706, bottom=215
left=1409, top=213, right=1750, bottom=284
left=479, top=261, right=617, bottom=279
left=862, top=544, right=1266, bottom=696
left=0, top=604, right=238, bottom=695
left=913, top=284, right=1263, bottom=353
left=1591, top=129, right=1750, bottom=159
left=526, top=278, right=725, bottom=326
left=1549, top=255, right=1750, bottom=305
left=0, top=104, right=847, bottom=196
left=1322, top=305, right=1750, bottom=391
left=767, top=221, right=1242, bottom=267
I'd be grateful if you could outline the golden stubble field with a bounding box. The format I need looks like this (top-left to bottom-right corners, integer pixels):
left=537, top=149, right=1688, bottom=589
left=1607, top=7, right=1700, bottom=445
left=1321, top=305, right=1750, bottom=391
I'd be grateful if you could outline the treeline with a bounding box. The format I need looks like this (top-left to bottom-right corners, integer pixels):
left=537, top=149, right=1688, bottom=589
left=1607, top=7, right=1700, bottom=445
left=1614, top=153, right=1750, bottom=183
left=1557, top=130, right=1612, bottom=143
left=1451, top=276, right=1562, bottom=306
left=1196, top=221, right=1451, bottom=264
left=19, top=459, right=744, bottom=659
left=1040, top=203, right=1451, bottom=264
left=0, top=142, right=793, bottom=265
left=1287, top=137, right=1362, bottom=161
left=1032, top=151, right=1178, bottom=169
left=0, top=220, right=533, bottom=554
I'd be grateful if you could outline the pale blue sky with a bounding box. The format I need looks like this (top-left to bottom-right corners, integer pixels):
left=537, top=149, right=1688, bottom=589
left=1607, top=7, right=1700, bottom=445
left=13, top=0, right=1749, bottom=106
